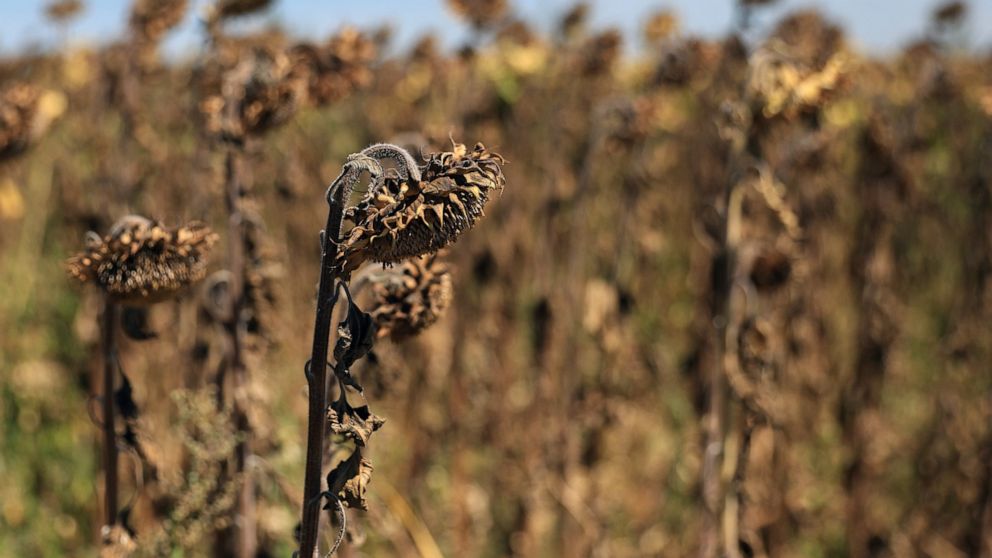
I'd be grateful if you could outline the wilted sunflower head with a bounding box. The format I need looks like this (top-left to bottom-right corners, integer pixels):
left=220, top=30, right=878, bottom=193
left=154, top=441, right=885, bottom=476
left=208, top=0, right=272, bottom=21
left=65, top=215, right=218, bottom=304
left=0, top=83, right=67, bottom=161
left=575, top=30, right=623, bottom=77
left=366, top=254, right=453, bottom=341
left=446, top=0, right=508, bottom=29
left=337, top=141, right=505, bottom=275
left=200, top=46, right=303, bottom=141
left=130, top=0, right=188, bottom=44
left=746, top=39, right=846, bottom=119
left=289, top=28, right=377, bottom=107
left=45, top=0, right=84, bottom=23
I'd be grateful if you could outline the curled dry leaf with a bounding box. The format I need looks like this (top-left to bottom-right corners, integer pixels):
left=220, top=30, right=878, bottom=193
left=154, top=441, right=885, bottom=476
left=327, top=401, right=385, bottom=448
left=65, top=215, right=218, bottom=305
left=333, top=297, right=377, bottom=374
left=326, top=449, right=375, bottom=511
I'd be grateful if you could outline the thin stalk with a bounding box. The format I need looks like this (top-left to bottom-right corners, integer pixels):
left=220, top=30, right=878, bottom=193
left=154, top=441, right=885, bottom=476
left=730, top=409, right=758, bottom=556
left=701, top=112, right=754, bottom=557
left=224, top=146, right=256, bottom=558
left=699, top=159, right=740, bottom=558
left=102, top=299, right=120, bottom=528
left=299, top=160, right=371, bottom=558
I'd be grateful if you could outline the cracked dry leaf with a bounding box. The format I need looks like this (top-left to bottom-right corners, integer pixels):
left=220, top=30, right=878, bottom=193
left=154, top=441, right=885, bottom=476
left=327, top=402, right=385, bottom=447
left=326, top=449, right=374, bottom=510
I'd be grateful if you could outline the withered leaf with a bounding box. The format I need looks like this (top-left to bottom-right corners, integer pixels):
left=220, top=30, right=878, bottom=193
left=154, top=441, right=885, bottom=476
left=114, top=371, right=141, bottom=421
left=325, top=448, right=374, bottom=510
left=333, top=298, right=376, bottom=373
left=121, top=306, right=157, bottom=340
left=328, top=398, right=385, bottom=447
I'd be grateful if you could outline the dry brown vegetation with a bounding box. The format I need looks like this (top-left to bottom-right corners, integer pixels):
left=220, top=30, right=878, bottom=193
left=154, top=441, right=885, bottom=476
left=1, top=0, right=992, bottom=557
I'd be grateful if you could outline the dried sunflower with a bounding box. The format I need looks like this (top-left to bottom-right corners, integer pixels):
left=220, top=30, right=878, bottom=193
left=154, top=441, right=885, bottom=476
left=129, top=0, right=188, bottom=44
left=289, top=28, right=377, bottom=107
left=200, top=47, right=303, bottom=141
left=643, top=10, right=679, bottom=45
left=746, top=39, right=846, bottom=119
left=45, top=0, right=83, bottom=23
left=558, top=3, right=588, bottom=40
left=337, top=142, right=505, bottom=275
left=209, top=0, right=272, bottom=20
left=576, top=30, right=622, bottom=77
left=366, top=254, right=453, bottom=340
left=65, top=215, right=218, bottom=304
left=446, top=0, right=508, bottom=29
left=0, top=83, right=67, bottom=161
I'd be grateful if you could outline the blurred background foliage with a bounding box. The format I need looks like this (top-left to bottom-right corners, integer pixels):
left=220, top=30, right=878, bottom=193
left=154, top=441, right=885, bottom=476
left=1, top=0, right=991, bottom=556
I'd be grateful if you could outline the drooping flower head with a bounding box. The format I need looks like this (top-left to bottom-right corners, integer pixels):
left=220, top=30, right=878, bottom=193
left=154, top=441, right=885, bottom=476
left=200, top=46, right=304, bottom=142
left=366, top=254, right=453, bottom=340
left=337, top=141, right=505, bottom=275
left=65, top=215, right=218, bottom=304
left=129, top=0, right=188, bottom=44
left=289, top=28, right=377, bottom=107
left=0, top=83, right=67, bottom=161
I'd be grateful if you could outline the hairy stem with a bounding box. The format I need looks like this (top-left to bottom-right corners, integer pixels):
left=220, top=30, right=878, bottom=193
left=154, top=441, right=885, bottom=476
left=357, top=143, right=421, bottom=183
left=102, top=299, right=119, bottom=528
left=299, top=158, right=377, bottom=558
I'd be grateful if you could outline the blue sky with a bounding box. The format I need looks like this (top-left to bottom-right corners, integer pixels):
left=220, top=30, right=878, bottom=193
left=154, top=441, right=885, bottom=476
left=2, top=0, right=990, bottom=57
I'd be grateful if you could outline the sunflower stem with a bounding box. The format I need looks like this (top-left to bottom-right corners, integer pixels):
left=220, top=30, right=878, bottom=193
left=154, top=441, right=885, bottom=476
left=101, top=299, right=119, bottom=529
left=299, top=161, right=370, bottom=558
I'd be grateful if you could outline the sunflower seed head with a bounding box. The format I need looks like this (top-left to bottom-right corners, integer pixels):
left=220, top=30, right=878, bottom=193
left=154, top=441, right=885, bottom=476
left=130, top=0, right=188, bottom=44
left=65, top=215, right=219, bottom=304
left=337, top=141, right=505, bottom=274
left=446, top=0, right=508, bottom=29
left=44, top=0, right=83, bottom=23
left=209, top=0, right=272, bottom=21
left=201, top=46, right=304, bottom=141
left=368, top=254, right=453, bottom=341
left=0, top=83, right=67, bottom=161
left=289, top=28, right=377, bottom=107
